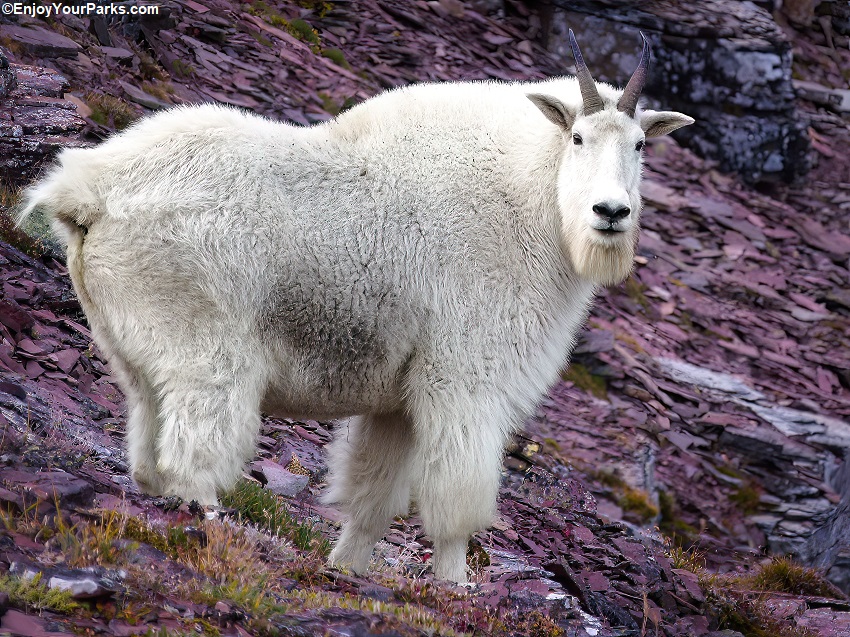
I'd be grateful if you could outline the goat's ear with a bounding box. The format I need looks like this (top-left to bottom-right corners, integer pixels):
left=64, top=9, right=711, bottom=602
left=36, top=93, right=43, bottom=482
left=528, top=93, right=576, bottom=131
left=640, top=110, right=695, bottom=138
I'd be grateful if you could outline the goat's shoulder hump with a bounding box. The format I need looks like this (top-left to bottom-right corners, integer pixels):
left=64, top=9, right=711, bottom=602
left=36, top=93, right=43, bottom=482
left=102, top=104, right=274, bottom=153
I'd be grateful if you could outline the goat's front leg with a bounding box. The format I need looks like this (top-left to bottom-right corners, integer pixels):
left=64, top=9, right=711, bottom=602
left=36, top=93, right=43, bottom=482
left=412, top=405, right=508, bottom=583
left=323, top=411, right=415, bottom=575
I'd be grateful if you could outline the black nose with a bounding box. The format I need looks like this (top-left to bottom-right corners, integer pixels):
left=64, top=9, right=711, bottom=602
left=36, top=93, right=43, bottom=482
left=593, top=203, right=631, bottom=222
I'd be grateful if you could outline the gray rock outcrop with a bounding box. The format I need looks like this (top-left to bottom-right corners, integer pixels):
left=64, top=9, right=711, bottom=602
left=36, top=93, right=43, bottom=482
left=543, top=0, right=810, bottom=184
left=0, top=60, right=87, bottom=187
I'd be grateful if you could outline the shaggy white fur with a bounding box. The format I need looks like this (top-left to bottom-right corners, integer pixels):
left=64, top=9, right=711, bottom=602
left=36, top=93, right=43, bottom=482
left=19, top=75, right=692, bottom=583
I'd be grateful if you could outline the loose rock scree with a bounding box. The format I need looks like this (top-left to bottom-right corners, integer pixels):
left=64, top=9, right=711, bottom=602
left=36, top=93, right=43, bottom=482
left=19, top=33, right=693, bottom=583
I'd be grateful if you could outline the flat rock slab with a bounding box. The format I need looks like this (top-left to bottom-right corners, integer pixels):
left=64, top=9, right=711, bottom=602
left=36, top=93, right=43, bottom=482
left=0, top=468, right=95, bottom=507
left=0, top=609, right=70, bottom=637
left=794, top=79, right=850, bottom=112
left=100, top=46, right=134, bottom=62
left=119, top=80, right=171, bottom=109
left=250, top=459, right=309, bottom=497
left=796, top=607, right=850, bottom=636
left=0, top=25, right=81, bottom=59
left=0, top=63, right=87, bottom=188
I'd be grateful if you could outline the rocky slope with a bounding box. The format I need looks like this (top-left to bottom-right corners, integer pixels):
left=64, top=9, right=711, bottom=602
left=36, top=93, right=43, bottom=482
left=1, top=1, right=850, bottom=636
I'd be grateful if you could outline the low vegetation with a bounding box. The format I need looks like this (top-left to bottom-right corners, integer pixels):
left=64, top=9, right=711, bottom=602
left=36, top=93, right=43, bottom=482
left=618, top=485, right=659, bottom=523
left=0, top=572, right=80, bottom=614
left=221, top=479, right=330, bottom=554
left=0, top=185, right=51, bottom=258
left=667, top=544, right=844, bottom=637
left=322, top=47, right=351, bottom=69
left=730, top=482, right=763, bottom=515
left=85, top=92, right=138, bottom=129
left=747, top=557, right=844, bottom=598
left=170, top=58, right=196, bottom=78
left=561, top=362, right=608, bottom=399
left=658, top=490, right=699, bottom=541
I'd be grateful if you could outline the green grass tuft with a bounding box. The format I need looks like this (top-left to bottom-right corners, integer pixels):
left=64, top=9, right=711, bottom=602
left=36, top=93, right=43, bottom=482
left=221, top=480, right=330, bottom=554
left=288, top=18, right=320, bottom=45
left=0, top=572, right=80, bottom=613
left=667, top=545, right=706, bottom=572
left=321, top=47, right=351, bottom=69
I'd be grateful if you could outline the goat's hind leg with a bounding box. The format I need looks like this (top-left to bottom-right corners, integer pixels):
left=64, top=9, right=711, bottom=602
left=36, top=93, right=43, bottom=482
left=104, top=350, right=163, bottom=495
left=323, top=412, right=414, bottom=575
left=152, top=344, right=266, bottom=505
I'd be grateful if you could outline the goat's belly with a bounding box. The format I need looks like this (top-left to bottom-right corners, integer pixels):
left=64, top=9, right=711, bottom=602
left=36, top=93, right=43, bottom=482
left=260, top=355, right=406, bottom=420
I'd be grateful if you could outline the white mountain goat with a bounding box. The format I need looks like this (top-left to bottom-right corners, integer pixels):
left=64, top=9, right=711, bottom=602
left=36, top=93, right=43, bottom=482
left=20, top=32, right=692, bottom=583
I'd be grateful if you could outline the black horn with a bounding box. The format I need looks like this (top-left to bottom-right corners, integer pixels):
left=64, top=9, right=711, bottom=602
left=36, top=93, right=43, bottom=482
left=617, top=33, right=651, bottom=118
left=569, top=29, right=604, bottom=116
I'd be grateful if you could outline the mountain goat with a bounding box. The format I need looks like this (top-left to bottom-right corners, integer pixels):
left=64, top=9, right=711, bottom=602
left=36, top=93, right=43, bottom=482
left=20, top=32, right=692, bottom=583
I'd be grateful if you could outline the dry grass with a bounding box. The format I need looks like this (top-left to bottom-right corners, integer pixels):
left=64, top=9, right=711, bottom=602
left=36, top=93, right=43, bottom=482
left=747, top=557, right=845, bottom=599
left=667, top=545, right=706, bottom=572
left=85, top=92, right=138, bottom=129
left=666, top=549, right=843, bottom=637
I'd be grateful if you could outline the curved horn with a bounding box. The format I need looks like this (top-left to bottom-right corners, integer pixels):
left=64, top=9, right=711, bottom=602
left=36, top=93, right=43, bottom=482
left=617, top=32, right=651, bottom=118
left=569, top=29, right=604, bottom=116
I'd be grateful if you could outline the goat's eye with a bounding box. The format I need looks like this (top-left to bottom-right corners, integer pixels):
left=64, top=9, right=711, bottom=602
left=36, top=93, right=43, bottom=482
left=572, top=133, right=583, bottom=146
left=635, top=140, right=645, bottom=152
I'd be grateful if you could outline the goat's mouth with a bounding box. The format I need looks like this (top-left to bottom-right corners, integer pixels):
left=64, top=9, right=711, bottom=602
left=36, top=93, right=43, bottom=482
left=595, top=226, right=625, bottom=236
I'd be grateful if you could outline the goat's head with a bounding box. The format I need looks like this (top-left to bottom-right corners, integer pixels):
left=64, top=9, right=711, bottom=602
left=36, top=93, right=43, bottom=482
left=528, top=31, right=694, bottom=286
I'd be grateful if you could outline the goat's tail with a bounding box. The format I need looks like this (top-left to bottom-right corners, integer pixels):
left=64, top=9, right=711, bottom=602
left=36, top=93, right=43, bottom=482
left=17, top=148, right=105, bottom=307
left=18, top=148, right=105, bottom=233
